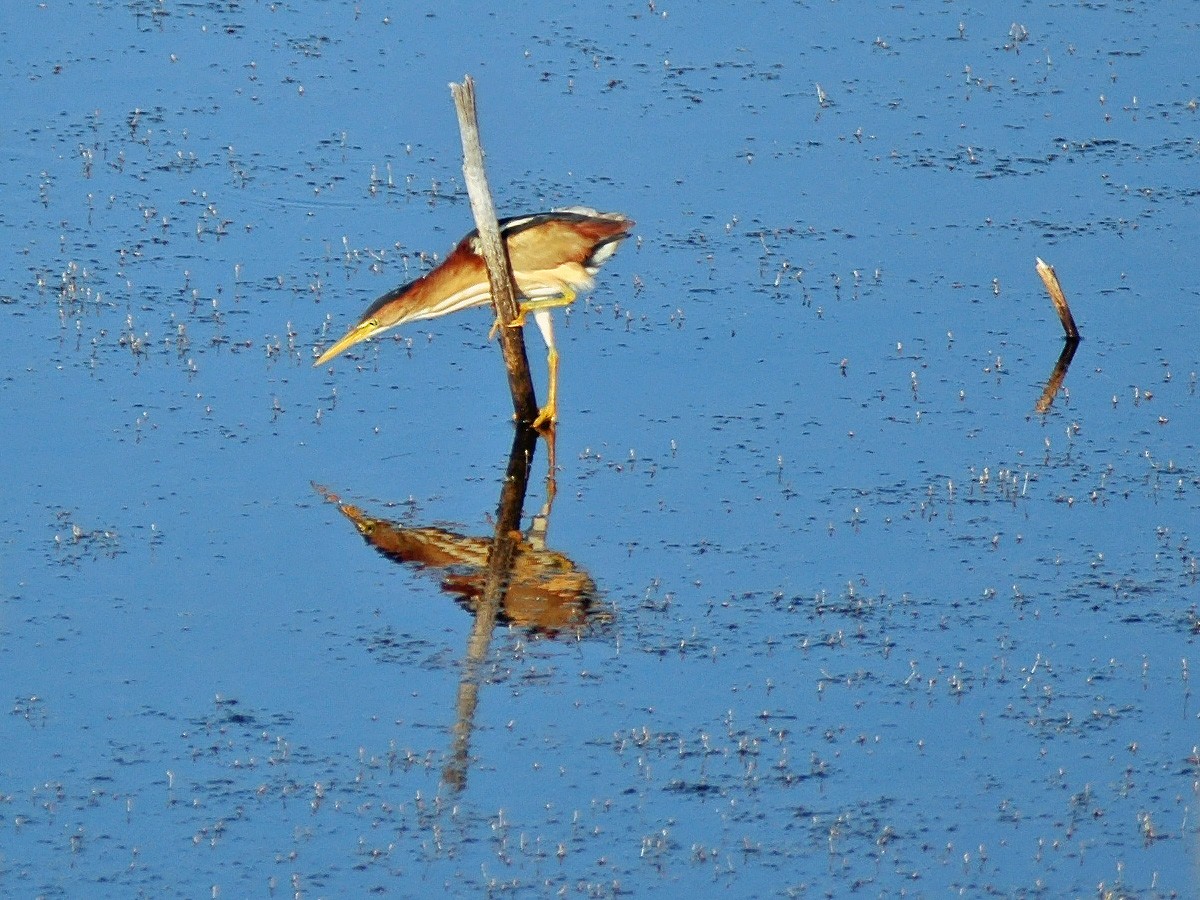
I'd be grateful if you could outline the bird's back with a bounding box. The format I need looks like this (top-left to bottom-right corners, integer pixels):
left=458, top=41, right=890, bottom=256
left=377, top=207, right=633, bottom=326
left=488, top=207, right=633, bottom=275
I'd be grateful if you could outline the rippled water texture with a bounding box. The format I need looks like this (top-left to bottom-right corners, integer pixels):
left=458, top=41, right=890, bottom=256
left=2, top=1, right=1198, bottom=896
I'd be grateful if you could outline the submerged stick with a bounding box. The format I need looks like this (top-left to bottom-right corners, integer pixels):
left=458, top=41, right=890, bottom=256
left=1035, top=337, right=1080, bottom=414
left=450, top=76, right=539, bottom=425
left=1035, top=257, right=1081, bottom=340
left=444, top=425, right=538, bottom=791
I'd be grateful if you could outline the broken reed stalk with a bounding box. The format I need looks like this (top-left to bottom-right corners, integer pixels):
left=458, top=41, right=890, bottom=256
left=444, top=77, right=539, bottom=790
left=450, top=76, right=540, bottom=426
left=1035, top=257, right=1081, bottom=341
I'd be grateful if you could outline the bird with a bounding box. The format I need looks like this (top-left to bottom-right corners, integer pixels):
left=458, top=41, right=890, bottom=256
left=313, top=206, right=634, bottom=428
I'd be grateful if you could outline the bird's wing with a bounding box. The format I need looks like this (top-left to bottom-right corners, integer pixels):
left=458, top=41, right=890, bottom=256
left=504, top=212, right=633, bottom=273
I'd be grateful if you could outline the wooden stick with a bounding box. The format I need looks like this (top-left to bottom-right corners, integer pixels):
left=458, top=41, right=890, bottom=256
left=1035, top=257, right=1081, bottom=340
left=445, top=79, right=539, bottom=788
left=450, top=76, right=540, bottom=425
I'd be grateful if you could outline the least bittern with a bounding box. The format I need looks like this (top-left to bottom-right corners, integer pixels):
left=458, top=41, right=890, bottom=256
left=313, top=206, right=634, bottom=427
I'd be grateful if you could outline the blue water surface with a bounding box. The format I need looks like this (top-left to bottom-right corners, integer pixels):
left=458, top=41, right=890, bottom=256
left=2, top=1, right=1197, bottom=896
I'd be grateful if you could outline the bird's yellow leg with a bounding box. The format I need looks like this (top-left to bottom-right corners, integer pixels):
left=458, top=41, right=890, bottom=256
left=529, top=307, right=560, bottom=429
left=489, top=287, right=576, bottom=340
left=512, top=287, right=577, bottom=329
left=531, top=345, right=559, bottom=430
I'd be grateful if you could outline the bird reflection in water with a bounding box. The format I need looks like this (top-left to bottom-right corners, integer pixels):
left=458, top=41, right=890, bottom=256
left=314, top=484, right=609, bottom=637
left=314, top=427, right=614, bottom=638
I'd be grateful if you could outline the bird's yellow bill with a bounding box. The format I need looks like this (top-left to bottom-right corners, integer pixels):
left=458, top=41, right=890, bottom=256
left=313, top=321, right=380, bottom=367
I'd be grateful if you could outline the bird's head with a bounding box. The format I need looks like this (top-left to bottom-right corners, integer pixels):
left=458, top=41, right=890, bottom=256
left=312, top=281, right=419, bottom=367
left=312, top=317, right=384, bottom=366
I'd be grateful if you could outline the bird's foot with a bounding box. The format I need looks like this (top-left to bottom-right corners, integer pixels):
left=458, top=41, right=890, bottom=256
left=488, top=311, right=529, bottom=340
left=531, top=405, right=557, bottom=431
